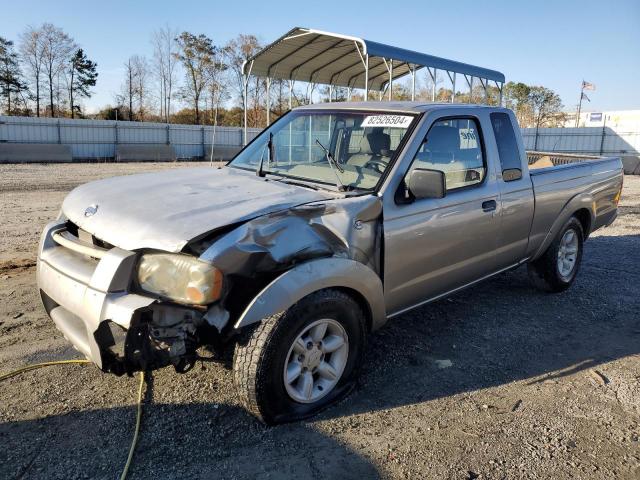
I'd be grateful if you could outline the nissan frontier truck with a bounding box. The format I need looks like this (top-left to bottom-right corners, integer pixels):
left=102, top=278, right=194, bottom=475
left=37, top=102, right=624, bottom=423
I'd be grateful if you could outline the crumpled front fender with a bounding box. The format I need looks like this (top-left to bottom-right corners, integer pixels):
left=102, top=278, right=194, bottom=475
left=234, top=257, right=386, bottom=331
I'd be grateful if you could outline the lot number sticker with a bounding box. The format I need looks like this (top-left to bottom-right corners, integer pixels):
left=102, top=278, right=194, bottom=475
left=361, top=115, right=413, bottom=128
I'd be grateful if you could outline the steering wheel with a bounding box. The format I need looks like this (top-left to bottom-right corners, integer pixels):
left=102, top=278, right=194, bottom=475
left=363, top=158, right=388, bottom=174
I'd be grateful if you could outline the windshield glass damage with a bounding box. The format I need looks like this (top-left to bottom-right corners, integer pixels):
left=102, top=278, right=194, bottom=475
left=229, top=110, right=417, bottom=190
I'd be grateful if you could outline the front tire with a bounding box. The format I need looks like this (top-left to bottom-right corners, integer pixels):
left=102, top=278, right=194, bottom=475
left=527, top=216, right=584, bottom=293
left=233, top=289, right=367, bottom=424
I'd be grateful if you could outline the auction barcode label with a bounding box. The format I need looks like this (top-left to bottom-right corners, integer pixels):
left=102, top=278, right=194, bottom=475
left=361, top=115, right=413, bottom=128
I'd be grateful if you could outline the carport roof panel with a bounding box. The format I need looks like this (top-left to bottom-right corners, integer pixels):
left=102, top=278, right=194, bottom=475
left=243, top=27, right=505, bottom=91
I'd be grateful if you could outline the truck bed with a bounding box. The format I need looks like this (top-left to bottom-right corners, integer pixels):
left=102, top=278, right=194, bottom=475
left=527, top=151, right=607, bottom=169
left=525, top=151, right=624, bottom=259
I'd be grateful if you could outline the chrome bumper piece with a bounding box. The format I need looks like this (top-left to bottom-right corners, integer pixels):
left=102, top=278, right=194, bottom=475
left=36, top=221, right=155, bottom=369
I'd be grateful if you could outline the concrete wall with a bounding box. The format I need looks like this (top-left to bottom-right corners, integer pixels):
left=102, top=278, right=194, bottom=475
left=0, top=115, right=261, bottom=162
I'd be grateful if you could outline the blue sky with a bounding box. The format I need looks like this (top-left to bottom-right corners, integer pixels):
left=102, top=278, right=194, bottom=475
left=3, top=0, right=639, bottom=113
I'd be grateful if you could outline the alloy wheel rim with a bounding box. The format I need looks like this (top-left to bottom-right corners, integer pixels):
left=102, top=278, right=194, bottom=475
left=283, top=318, right=349, bottom=404
left=557, top=229, right=579, bottom=279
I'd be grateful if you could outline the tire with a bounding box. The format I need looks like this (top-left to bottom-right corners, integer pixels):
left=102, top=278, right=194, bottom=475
left=527, top=216, right=584, bottom=293
left=233, top=289, right=367, bottom=424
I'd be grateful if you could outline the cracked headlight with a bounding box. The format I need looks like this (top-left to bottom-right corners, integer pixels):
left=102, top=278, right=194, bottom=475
left=136, top=253, right=223, bottom=305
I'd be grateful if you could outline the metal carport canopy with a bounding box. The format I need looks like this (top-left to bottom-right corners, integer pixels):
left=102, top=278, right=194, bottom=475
left=242, top=27, right=505, bottom=92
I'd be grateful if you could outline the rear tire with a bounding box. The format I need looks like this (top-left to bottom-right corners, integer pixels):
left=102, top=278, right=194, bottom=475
left=233, top=289, right=367, bottom=424
left=527, top=216, right=584, bottom=293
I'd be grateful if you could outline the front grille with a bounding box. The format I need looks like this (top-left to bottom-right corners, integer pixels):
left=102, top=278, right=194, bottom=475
left=66, top=220, right=115, bottom=251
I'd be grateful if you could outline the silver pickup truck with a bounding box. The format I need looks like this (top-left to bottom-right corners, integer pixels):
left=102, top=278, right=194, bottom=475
left=37, top=102, right=623, bottom=423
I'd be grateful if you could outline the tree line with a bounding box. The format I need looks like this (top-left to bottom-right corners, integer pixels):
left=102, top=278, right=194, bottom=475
left=1, top=24, right=97, bottom=118
left=1, top=24, right=565, bottom=128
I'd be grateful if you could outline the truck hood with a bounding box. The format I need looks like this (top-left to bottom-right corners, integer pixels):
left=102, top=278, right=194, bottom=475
left=62, top=167, right=332, bottom=252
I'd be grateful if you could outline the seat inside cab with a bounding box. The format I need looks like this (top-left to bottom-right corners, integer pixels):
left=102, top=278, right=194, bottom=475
left=346, top=128, right=394, bottom=172
left=412, top=122, right=485, bottom=190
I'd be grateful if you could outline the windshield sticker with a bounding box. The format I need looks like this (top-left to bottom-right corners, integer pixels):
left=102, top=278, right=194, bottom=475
left=361, top=115, right=413, bottom=128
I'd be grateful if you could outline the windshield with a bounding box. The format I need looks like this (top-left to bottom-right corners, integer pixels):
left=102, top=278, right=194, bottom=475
left=229, top=110, right=417, bottom=190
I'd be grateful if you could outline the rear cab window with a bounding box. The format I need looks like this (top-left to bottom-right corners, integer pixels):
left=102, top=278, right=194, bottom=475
left=490, top=112, right=523, bottom=180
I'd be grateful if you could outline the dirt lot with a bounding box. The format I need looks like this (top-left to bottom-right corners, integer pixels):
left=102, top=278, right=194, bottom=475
left=1, top=162, right=638, bottom=480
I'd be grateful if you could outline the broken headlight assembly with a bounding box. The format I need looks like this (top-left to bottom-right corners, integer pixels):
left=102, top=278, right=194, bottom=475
left=136, top=253, right=223, bottom=305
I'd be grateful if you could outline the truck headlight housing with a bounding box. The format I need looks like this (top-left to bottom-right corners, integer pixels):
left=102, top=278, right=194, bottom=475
left=136, top=253, right=223, bottom=305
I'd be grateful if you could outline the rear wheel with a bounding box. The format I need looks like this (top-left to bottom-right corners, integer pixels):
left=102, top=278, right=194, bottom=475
left=233, top=289, right=366, bottom=424
left=527, top=216, right=584, bottom=293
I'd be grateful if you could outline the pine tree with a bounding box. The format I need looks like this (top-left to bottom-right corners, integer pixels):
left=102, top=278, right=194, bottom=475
left=68, top=48, right=98, bottom=118
left=0, top=37, right=26, bottom=115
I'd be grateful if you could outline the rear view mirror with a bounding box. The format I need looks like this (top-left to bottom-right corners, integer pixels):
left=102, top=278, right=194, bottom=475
left=407, top=168, right=446, bottom=199
left=502, top=168, right=522, bottom=182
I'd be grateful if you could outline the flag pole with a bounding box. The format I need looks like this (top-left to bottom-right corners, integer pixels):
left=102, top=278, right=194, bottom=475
left=575, top=81, right=584, bottom=128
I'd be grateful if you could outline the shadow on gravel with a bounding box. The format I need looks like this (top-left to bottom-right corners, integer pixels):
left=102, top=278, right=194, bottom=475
left=0, top=400, right=382, bottom=479
left=320, top=233, right=640, bottom=419
left=1, top=235, right=638, bottom=479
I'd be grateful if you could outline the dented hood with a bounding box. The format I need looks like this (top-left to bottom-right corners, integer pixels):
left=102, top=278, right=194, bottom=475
left=62, top=167, right=331, bottom=252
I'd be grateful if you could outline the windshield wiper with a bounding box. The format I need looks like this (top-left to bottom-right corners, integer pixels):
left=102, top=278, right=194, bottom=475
left=315, top=139, right=346, bottom=191
left=272, top=177, right=319, bottom=191
left=256, top=132, right=274, bottom=177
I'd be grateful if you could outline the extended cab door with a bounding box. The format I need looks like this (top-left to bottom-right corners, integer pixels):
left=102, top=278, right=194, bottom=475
left=382, top=112, right=502, bottom=315
left=489, top=111, right=535, bottom=268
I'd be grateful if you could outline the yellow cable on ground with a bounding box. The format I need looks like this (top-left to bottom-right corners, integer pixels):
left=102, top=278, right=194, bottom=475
left=0, top=360, right=147, bottom=480
left=0, top=359, right=90, bottom=382
left=120, top=371, right=145, bottom=480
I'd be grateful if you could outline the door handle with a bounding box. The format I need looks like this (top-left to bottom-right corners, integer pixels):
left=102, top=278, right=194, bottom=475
left=482, top=200, right=497, bottom=212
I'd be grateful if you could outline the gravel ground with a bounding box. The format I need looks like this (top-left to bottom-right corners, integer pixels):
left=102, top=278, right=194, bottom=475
left=0, top=162, right=638, bottom=480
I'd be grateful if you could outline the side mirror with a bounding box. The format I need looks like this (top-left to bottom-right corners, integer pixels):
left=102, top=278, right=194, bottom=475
left=407, top=168, right=446, bottom=199
left=502, top=168, right=522, bottom=182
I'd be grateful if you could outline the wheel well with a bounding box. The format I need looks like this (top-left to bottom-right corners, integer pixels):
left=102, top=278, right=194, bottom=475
left=573, top=208, right=592, bottom=238
left=332, top=287, right=374, bottom=333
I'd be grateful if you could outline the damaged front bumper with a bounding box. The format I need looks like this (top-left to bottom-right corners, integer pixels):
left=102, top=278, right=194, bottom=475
left=36, top=222, right=214, bottom=375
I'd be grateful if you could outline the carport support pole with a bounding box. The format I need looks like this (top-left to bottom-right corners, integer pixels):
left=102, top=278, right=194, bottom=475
left=266, top=77, right=271, bottom=126
left=242, top=60, right=254, bottom=146
left=428, top=68, right=437, bottom=102
left=243, top=77, right=248, bottom=146
left=452, top=72, right=456, bottom=103
left=447, top=71, right=456, bottom=103
left=388, top=60, right=393, bottom=101
left=364, top=54, right=369, bottom=101
left=411, top=65, right=416, bottom=101
left=288, top=80, right=293, bottom=163
left=482, top=79, right=488, bottom=103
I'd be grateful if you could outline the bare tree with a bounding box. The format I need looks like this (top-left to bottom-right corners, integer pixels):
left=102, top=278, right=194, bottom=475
left=223, top=34, right=261, bottom=126
left=19, top=26, right=45, bottom=116
left=174, top=32, right=215, bottom=124
left=152, top=26, right=178, bottom=122
left=528, top=85, right=566, bottom=131
left=122, top=57, right=135, bottom=120
left=40, top=23, right=76, bottom=117
left=205, top=49, right=228, bottom=127
left=131, top=55, right=150, bottom=121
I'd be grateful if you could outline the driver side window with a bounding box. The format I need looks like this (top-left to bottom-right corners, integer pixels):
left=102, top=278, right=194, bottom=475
left=408, top=117, right=486, bottom=192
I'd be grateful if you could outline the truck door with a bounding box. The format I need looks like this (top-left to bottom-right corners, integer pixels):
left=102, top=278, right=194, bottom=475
left=383, top=115, right=501, bottom=315
left=489, top=112, right=535, bottom=268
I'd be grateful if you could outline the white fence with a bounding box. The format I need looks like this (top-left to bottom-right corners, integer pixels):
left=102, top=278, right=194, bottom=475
left=2, top=115, right=638, bottom=161
left=521, top=126, right=639, bottom=156
left=0, top=116, right=261, bottom=160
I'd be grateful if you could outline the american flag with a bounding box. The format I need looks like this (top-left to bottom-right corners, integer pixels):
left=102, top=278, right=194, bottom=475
left=582, top=81, right=596, bottom=91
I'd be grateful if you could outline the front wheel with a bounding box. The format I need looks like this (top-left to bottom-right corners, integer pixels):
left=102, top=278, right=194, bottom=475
left=527, top=216, right=584, bottom=293
left=232, top=289, right=367, bottom=424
